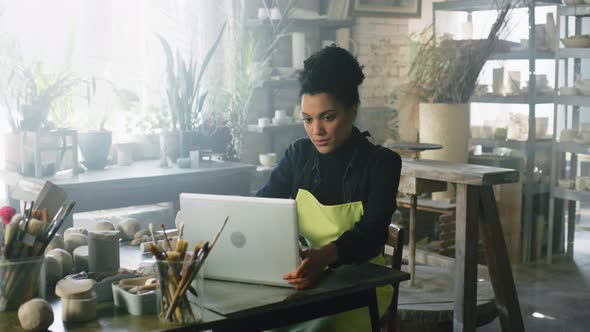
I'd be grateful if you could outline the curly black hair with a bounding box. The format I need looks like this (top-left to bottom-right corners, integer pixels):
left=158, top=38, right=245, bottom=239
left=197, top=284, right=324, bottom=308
left=298, top=45, right=365, bottom=110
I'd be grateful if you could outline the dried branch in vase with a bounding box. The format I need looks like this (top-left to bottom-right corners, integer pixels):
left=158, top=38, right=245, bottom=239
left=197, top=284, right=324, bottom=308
left=402, top=1, right=513, bottom=105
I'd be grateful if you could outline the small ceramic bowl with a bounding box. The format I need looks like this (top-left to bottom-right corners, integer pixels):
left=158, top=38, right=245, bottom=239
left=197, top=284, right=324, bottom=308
left=561, top=35, right=590, bottom=48
left=560, top=87, right=578, bottom=96
left=259, top=153, right=277, bottom=168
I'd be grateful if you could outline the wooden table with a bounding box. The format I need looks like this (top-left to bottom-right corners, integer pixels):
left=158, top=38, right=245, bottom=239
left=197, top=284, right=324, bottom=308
left=0, top=246, right=410, bottom=332
left=2, top=160, right=255, bottom=224
left=401, top=158, right=523, bottom=332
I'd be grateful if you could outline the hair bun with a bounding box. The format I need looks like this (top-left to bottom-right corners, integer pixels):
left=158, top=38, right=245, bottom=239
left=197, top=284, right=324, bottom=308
left=299, top=45, right=365, bottom=108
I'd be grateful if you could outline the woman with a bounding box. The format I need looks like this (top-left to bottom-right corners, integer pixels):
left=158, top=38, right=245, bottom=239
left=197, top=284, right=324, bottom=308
left=257, top=45, right=402, bottom=331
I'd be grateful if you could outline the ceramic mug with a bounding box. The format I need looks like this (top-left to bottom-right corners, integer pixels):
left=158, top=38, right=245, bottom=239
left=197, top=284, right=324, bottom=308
left=257, top=8, right=269, bottom=20
left=274, top=110, right=287, bottom=119
left=258, top=117, right=271, bottom=127
left=270, top=7, right=282, bottom=20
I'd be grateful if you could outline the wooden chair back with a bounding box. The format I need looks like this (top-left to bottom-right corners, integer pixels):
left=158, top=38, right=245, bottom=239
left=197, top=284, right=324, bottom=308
left=382, top=223, right=405, bottom=332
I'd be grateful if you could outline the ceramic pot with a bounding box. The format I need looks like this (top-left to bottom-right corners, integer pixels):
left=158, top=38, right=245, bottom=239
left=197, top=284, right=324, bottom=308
left=78, top=131, right=112, bottom=170
left=419, top=103, right=470, bottom=199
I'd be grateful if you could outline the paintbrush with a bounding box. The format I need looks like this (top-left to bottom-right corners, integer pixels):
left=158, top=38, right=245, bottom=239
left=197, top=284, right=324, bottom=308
left=165, top=216, right=228, bottom=320
left=164, top=242, right=208, bottom=321
left=22, top=201, right=34, bottom=234
left=161, top=224, right=172, bottom=251
left=146, top=243, right=165, bottom=260
left=149, top=223, right=156, bottom=244
left=36, top=202, right=76, bottom=255
left=46, top=204, right=67, bottom=236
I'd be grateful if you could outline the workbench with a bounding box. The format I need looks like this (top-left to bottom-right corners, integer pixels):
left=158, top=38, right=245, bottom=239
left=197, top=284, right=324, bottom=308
left=400, top=158, right=522, bottom=332
left=0, top=246, right=410, bottom=331
left=2, top=160, right=255, bottom=227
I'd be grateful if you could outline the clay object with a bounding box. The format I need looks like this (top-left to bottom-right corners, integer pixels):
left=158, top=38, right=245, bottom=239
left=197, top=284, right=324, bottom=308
left=134, top=229, right=151, bottom=239
left=18, top=298, right=54, bottom=331
left=44, top=255, right=63, bottom=286
left=46, top=249, right=73, bottom=277
left=131, top=235, right=149, bottom=246
left=64, top=227, right=88, bottom=237
left=56, top=277, right=97, bottom=323
left=62, top=294, right=97, bottom=322
left=94, top=220, right=115, bottom=231
left=44, top=233, right=65, bottom=253
left=73, top=245, right=89, bottom=272
left=56, top=277, right=94, bottom=299
left=116, top=218, right=141, bottom=240
left=88, top=231, right=120, bottom=273
left=64, top=233, right=88, bottom=253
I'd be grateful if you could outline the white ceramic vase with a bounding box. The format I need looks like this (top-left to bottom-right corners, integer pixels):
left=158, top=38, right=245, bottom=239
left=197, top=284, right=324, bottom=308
left=419, top=103, right=470, bottom=200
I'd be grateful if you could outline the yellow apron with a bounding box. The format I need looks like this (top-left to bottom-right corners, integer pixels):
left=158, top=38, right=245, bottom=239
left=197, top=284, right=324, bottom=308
left=286, top=189, right=393, bottom=332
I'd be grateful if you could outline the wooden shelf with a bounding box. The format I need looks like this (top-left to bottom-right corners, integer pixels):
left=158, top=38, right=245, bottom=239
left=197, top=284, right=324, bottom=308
left=255, top=79, right=299, bottom=89
left=559, top=5, right=590, bottom=17
left=557, top=48, right=590, bottom=59
left=488, top=50, right=554, bottom=60
left=246, top=18, right=353, bottom=29
left=470, top=138, right=553, bottom=150
left=247, top=122, right=303, bottom=134
left=470, top=95, right=553, bottom=104
left=433, top=0, right=561, bottom=12
left=553, top=187, right=590, bottom=201
left=555, top=95, right=590, bottom=107
left=554, top=141, right=590, bottom=154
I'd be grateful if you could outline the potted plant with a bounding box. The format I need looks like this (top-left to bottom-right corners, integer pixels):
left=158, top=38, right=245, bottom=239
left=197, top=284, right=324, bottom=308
left=194, top=111, right=233, bottom=155
left=2, top=60, right=80, bottom=175
left=76, top=76, right=114, bottom=171
left=220, top=1, right=297, bottom=160
left=156, top=22, right=226, bottom=162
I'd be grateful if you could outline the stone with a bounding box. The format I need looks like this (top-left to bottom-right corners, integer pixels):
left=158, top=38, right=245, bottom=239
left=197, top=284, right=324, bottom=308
left=18, top=298, right=54, bottom=331
left=116, top=218, right=141, bottom=241
left=46, top=249, right=73, bottom=277
left=93, top=220, right=116, bottom=231
left=44, top=255, right=62, bottom=286
left=44, top=233, right=65, bottom=253
left=73, top=245, right=89, bottom=272
left=64, top=227, right=88, bottom=238
left=64, top=233, right=88, bottom=254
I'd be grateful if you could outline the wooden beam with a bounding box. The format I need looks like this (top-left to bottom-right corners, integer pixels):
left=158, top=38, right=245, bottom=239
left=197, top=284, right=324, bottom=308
left=398, top=175, right=448, bottom=195
left=479, top=186, right=524, bottom=332
left=401, top=158, right=519, bottom=186
left=453, top=184, right=479, bottom=332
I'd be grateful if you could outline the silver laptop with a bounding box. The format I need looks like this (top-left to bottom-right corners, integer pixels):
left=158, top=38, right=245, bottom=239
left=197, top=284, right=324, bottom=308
left=177, top=193, right=300, bottom=287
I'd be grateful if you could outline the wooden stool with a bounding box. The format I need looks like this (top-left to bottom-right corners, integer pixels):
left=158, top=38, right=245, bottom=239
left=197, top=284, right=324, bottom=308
left=402, top=158, right=523, bottom=332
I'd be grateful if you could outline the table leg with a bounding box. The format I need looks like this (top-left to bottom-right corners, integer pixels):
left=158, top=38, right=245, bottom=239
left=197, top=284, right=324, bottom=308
left=479, top=186, right=524, bottom=332
left=367, top=288, right=380, bottom=332
left=453, top=184, right=479, bottom=332
left=409, top=194, right=417, bottom=287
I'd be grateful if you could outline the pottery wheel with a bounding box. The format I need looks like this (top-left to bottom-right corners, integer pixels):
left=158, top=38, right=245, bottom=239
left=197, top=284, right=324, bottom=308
left=397, top=265, right=497, bottom=329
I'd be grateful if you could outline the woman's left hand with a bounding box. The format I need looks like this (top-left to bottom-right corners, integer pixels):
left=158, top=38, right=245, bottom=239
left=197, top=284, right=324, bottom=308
left=283, top=243, right=338, bottom=290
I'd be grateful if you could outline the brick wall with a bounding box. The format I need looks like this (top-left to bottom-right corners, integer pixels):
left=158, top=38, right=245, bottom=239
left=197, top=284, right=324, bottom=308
left=354, top=17, right=410, bottom=108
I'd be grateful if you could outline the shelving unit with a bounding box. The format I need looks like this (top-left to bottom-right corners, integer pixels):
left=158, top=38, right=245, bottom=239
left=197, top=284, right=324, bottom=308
left=433, top=0, right=561, bottom=263
left=245, top=15, right=351, bottom=164
left=548, top=3, right=590, bottom=263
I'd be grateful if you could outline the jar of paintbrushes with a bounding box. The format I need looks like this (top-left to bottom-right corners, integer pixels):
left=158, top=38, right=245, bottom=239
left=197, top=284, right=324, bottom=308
left=0, top=201, right=75, bottom=311
left=149, top=217, right=228, bottom=324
